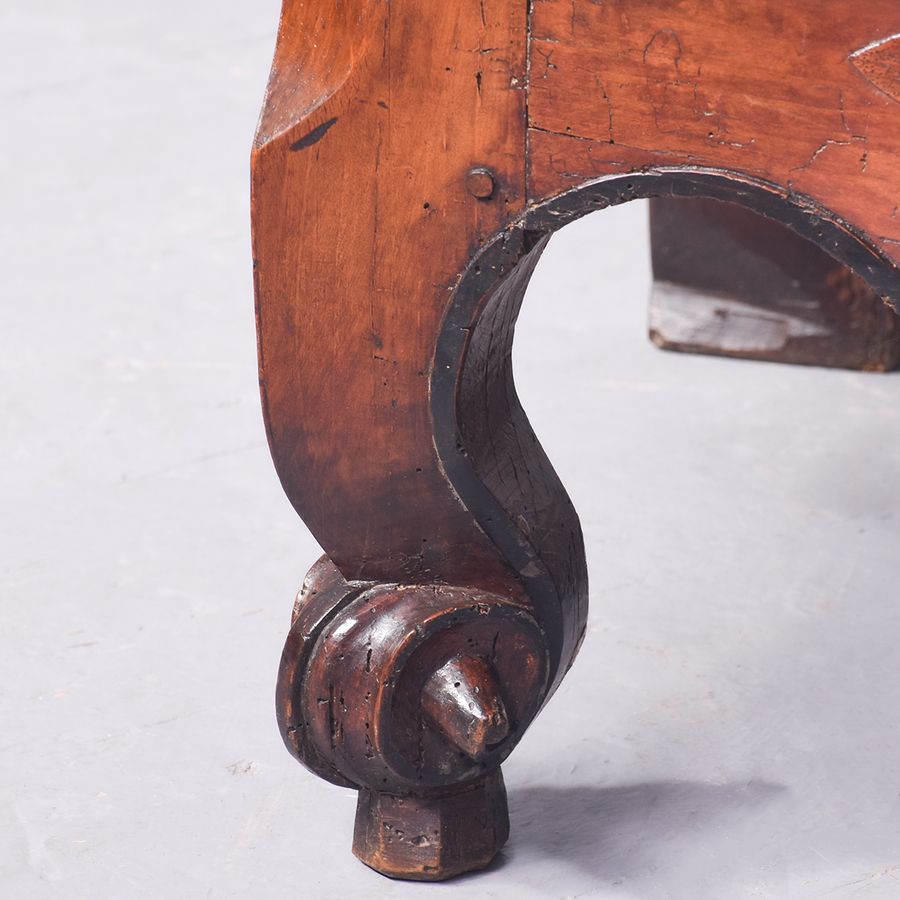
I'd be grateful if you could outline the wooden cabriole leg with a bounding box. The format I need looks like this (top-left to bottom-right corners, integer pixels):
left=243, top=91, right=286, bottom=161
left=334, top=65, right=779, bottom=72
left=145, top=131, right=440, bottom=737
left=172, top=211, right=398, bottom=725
left=649, top=198, right=900, bottom=371
left=252, top=0, right=900, bottom=882
left=252, top=1, right=586, bottom=881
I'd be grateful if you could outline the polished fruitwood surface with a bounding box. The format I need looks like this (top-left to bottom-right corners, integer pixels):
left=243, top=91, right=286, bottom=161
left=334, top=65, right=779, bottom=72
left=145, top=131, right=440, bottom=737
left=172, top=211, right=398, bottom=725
left=252, top=0, right=900, bottom=881
left=529, top=0, right=900, bottom=259
left=252, top=0, right=531, bottom=594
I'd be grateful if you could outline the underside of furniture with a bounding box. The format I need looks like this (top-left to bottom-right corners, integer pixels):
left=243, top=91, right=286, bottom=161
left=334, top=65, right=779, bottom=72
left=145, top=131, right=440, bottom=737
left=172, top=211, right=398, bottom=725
left=251, top=0, right=900, bottom=880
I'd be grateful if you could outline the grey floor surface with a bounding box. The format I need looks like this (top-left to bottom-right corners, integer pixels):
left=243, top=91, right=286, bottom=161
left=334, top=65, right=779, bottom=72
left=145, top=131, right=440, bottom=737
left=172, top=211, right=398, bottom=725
left=3, top=3, right=900, bottom=898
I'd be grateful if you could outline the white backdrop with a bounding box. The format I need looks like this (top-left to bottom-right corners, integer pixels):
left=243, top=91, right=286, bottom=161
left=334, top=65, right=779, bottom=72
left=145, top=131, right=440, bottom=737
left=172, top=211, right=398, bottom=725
left=3, top=3, right=900, bottom=898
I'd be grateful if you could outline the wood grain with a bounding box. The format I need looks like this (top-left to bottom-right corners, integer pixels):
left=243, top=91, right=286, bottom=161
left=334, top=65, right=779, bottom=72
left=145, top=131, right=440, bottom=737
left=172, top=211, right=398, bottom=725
left=253, top=0, right=531, bottom=593
left=254, top=0, right=900, bottom=881
left=529, top=0, right=900, bottom=270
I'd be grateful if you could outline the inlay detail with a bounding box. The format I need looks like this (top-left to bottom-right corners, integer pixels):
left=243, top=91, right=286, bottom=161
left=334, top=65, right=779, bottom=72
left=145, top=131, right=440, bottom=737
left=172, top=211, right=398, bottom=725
left=851, top=35, right=900, bottom=102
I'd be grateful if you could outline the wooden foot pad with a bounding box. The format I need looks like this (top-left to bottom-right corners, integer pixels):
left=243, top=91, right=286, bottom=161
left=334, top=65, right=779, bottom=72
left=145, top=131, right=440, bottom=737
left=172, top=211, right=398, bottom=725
left=352, top=771, right=509, bottom=881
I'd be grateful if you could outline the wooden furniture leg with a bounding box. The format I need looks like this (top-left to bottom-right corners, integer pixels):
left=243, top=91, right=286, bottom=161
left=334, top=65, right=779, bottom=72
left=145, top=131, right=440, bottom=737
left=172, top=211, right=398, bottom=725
left=251, top=0, right=900, bottom=881
left=649, top=198, right=900, bottom=370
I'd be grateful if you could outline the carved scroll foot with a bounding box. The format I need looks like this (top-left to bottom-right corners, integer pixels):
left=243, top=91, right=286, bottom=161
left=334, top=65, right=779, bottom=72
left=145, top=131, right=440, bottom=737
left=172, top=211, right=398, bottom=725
left=252, top=0, right=900, bottom=882
left=277, top=558, right=549, bottom=880
left=353, top=770, right=509, bottom=881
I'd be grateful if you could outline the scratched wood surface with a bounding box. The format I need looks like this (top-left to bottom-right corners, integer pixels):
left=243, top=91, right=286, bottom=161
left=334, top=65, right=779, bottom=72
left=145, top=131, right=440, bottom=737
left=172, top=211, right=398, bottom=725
left=529, top=1, right=900, bottom=266
left=252, top=0, right=900, bottom=881
left=252, top=0, right=530, bottom=595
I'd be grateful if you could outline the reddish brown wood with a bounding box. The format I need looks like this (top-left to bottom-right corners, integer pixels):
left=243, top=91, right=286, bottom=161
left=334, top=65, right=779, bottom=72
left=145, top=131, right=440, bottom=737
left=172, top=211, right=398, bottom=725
left=527, top=1, right=900, bottom=263
left=252, top=0, right=532, bottom=595
left=253, top=0, right=900, bottom=881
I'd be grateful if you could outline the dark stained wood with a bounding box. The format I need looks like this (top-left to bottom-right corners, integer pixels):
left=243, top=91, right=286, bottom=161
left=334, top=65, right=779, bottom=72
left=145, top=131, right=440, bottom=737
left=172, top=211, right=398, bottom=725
left=650, top=198, right=900, bottom=370
left=353, top=771, right=509, bottom=881
left=253, top=0, right=900, bottom=881
left=421, top=655, right=510, bottom=760
left=277, top=560, right=547, bottom=879
left=252, top=0, right=531, bottom=594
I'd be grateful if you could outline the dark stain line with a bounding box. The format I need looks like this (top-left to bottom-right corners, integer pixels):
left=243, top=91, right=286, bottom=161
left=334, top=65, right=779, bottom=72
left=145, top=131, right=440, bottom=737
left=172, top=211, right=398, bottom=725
left=290, top=117, right=338, bottom=151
